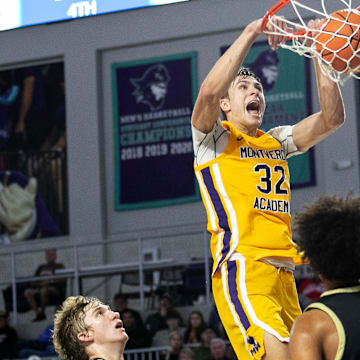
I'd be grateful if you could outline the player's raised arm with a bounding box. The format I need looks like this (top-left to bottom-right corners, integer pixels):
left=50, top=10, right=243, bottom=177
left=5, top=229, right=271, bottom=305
left=292, top=20, right=345, bottom=152
left=191, top=20, right=260, bottom=133
left=191, top=18, right=288, bottom=133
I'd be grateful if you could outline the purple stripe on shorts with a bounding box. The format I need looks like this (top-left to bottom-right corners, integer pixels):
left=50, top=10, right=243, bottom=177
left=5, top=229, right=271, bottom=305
left=228, top=260, right=250, bottom=330
left=201, top=167, right=231, bottom=269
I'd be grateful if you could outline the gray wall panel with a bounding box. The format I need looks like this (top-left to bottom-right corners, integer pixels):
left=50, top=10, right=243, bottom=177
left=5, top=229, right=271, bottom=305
left=0, top=0, right=357, bottom=241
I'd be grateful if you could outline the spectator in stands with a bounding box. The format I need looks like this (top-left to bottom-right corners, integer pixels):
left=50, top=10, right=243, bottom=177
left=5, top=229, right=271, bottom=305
left=113, top=292, right=142, bottom=323
left=146, top=294, right=183, bottom=335
left=16, top=323, right=56, bottom=358
left=193, top=327, right=217, bottom=360
left=179, top=347, right=195, bottom=360
left=0, top=171, right=60, bottom=245
left=24, top=248, right=66, bottom=322
left=122, top=308, right=151, bottom=350
left=183, top=310, right=207, bottom=345
left=0, top=310, right=17, bottom=359
left=53, top=295, right=128, bottom=360
left=210, top=338, right=232, bottom=360
left=161, top=331, right=183, bottom=360
left=152, top=310, right=185, bottom=347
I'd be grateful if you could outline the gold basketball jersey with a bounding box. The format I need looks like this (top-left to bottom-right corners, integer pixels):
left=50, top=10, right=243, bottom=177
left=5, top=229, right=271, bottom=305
left=195, top=121, right=302, bottom=274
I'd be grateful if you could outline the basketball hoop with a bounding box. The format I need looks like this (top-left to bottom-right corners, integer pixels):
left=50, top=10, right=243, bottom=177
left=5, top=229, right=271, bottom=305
left=261, top=0, right=360, bottom=84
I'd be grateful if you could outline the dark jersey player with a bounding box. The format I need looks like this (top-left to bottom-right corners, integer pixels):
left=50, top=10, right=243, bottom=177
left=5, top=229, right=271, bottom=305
left=291, top=195, right=360, bottom=360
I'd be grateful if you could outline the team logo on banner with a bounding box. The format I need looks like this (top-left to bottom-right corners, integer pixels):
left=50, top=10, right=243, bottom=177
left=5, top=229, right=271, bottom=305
left=112, top=52, right=200, bottom=210
left=247, top=49, right=279, bottom=92
left=130, top=64, right=171, bottom=111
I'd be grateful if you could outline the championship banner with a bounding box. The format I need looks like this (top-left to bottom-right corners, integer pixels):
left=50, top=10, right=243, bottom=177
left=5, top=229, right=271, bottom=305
left=112, top=52, right=199, bottom=210
left=221, top=41, right=315, bottom=188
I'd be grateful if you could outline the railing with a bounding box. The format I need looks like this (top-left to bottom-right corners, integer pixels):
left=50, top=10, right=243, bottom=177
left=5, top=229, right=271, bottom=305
left=0, top=225, right=212, bottom=324
left=6, top=346, right=176, bottom=360
left=10, top=341, right=235, bottom=360
left=0, top=219, right=312, bottom=324
left=124, top=346, right=168, bottom=360
left=8, top=345, right=194, bottom=360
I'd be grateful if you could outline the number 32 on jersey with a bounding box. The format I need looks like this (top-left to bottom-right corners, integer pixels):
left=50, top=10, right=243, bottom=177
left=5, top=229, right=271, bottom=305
left=253, top=164, right=290, bottom=214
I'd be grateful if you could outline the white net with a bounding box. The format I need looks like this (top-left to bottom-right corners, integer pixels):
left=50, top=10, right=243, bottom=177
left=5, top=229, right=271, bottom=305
left=264, top=0, right=360, bottom=83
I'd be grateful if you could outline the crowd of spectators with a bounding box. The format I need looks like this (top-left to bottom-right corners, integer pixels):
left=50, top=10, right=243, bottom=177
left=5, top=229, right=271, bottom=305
left=0, top=292, right=237, bottom=360
left=113, top=293, right=236, bottom=360
left=0, top=272, right=324, bottom=360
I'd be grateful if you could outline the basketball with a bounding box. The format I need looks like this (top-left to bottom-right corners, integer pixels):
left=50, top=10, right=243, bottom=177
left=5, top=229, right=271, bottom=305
left=315, top=9, right=360, bottom=72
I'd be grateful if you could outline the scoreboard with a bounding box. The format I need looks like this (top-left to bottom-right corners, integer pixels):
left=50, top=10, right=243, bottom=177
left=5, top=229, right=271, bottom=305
left=0, top=0, right=189, bottom=32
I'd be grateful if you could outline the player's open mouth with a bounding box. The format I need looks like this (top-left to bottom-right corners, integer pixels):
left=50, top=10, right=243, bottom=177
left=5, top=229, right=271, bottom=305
left=246, top=100, right=261, bottom=116
left=115, top=320, right=123, bottom=329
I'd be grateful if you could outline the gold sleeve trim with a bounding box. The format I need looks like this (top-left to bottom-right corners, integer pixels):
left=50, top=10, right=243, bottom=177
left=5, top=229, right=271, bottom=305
left=320, top=285, right=360, bottom=298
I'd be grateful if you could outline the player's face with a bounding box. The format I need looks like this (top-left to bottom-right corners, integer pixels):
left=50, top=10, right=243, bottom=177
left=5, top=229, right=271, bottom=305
left=224, top=76, right=265, bottom=133
left=82, top=303, right=128, bottom=346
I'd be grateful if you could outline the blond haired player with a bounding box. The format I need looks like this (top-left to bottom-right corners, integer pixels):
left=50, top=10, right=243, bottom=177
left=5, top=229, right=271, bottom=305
left=53, top=296, right=128, bottom=360
left=191, top=17, right=345, bottom=360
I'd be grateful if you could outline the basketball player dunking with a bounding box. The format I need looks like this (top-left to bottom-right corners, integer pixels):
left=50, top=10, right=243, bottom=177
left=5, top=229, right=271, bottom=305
left=191, top=17, right=345, bottom=360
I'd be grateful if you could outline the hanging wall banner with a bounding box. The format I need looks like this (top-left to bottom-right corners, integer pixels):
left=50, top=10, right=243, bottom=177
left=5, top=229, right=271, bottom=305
left=221, top=41, right=315, bottom=188
left=112, top=52, right=199, bottom=210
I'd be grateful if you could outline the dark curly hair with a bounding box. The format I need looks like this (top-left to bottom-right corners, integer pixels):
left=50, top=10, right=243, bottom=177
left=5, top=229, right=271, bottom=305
left=294, top=195, right=360, bottom=286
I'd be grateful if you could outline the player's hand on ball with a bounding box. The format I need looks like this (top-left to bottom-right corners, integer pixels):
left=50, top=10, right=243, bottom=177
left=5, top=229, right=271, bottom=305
left=302, top=18, right=322, bottom=47
left=0, top=177, right=37, bottom=241
left=264, top=16, right=291, bottom=50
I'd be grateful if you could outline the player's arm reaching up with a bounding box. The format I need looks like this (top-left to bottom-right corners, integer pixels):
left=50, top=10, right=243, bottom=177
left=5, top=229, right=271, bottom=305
left=292, top=19, right=345, bottom=152
left=191, top=18, right=289, bottom=133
